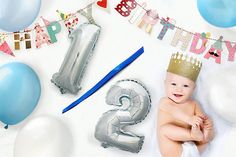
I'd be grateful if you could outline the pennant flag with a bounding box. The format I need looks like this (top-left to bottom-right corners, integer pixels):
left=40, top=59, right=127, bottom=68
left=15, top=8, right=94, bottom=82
left=0, top=33, right=14, bottom=56
left=204, top=36, right=223, bottom=64
left=34, top=23, right=51, bottom=48
left=57, top=10, right=79, bottom=33
left=0, top=41, right=15, bottom=57
left=115, top=0, right=137, bottom=17
left=78, top=4, right=95, bottom=24
left=157, top=17, right=175, bottom=40
left=14, top=29, right=32, bottom=50
left=137, top=9, right=159, bottom=34
left=171, top=28, right=193, bottom=51
left=95, top=0, right=110, bottom=13
left=41, top=16, right=62, bottom=43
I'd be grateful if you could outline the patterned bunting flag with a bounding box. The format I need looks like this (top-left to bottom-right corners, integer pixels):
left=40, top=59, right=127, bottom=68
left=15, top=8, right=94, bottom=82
left=14, top=30, right=32, bottom=50
left=57, top=10, right=79, bottom=33
left=95, top=0, right=110, bottom=13
left=0, top=33, right=14, bottom=57
left=41, top=16, right=61, bottom=43
left=157, top=17, right=175, bottom=40
left=34, top=23, right=51, bottom=48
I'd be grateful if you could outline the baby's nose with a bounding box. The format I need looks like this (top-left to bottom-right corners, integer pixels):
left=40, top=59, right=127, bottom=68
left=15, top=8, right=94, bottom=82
left=175, top=86, right=183, bottom=92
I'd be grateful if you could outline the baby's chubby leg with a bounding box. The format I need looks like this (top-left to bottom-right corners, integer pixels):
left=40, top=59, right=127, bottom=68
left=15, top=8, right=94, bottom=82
left=158, top=123, right=203, bottom=157
left=158, top=124, right=182, bottom=157
left=160, top=123, right=203, bottom=142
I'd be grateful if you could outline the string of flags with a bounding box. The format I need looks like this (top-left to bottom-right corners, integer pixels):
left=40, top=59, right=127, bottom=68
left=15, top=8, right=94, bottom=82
left=0, top=0, right=235, bottom=64
left=114, top=0, right=236, bottom=64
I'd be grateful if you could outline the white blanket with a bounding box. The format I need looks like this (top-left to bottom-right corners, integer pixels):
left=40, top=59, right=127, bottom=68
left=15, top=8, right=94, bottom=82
left=181, top=142, right=200, bottom=157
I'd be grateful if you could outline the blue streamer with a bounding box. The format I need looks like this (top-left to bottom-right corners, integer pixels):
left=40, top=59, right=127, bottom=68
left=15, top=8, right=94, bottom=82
left=62, top=47, right=144, bottom=114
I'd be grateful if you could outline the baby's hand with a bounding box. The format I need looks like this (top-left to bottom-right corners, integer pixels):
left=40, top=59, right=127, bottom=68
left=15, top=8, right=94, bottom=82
left=188, top=116, right=203, bottom=127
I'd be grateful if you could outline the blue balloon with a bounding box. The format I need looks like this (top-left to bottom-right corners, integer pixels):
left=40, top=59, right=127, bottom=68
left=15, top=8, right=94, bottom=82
left=0, top=62, right=41, bottom=126
left=197, top=0, right=236, bottom=28
left=0, top=0, right=41, bottom=32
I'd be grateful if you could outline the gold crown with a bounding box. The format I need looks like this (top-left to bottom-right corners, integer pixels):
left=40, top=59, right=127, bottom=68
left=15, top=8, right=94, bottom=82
left=167, top=52, right=202, bottom=82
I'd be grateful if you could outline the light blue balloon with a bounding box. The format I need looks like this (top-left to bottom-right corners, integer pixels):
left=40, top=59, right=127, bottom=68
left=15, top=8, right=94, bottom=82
left=0, top=0, right=41, bottom=32
left=0, top=62, right=41, bottom=126
left=197, top=0, right=236, bottom=28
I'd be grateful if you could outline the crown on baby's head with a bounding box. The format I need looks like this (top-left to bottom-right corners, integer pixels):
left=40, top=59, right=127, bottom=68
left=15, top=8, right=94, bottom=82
left=167, top=52, right=202, bottom=82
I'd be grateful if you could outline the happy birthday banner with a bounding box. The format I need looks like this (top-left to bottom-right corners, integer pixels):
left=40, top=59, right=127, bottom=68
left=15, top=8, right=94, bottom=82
left=0, top=0, right=236, bottom=64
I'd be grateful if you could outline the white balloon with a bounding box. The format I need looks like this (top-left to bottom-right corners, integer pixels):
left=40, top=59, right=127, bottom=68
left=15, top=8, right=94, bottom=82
left=205, top=67, right=236, bottom=125
left=14, top=116, right=73, bottom=157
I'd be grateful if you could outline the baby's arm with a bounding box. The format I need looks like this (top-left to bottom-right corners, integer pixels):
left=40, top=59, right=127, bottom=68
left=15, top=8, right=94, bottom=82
left=194, top=101, right=206, bottom=118
left=159, top=98, right=203, bottom=126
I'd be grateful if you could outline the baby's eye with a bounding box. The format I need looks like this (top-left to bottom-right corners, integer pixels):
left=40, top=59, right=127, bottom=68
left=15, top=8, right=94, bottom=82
left=171, top=83, right=176, bottom=86
left=183, top=85, right=189, bottom=87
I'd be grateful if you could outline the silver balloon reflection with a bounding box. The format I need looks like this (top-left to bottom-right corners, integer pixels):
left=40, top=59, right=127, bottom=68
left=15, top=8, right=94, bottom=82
left=51, top=23, right=101, bottom=94
left=95, top=79, right=151, bottom=153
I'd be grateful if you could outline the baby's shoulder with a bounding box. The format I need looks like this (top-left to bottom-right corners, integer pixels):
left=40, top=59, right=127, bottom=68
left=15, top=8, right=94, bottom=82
left=184, top=99, right=198, bottom=109
left=187, top=99, right=199, bottom=106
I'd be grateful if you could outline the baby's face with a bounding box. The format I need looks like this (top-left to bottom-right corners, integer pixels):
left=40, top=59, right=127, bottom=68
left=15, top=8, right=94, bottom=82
left=165, top=72, right=195, bottom=103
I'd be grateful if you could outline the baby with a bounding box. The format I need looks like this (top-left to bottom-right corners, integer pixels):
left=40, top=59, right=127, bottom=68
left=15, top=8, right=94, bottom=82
left=157, top=53, right=214, bottom=157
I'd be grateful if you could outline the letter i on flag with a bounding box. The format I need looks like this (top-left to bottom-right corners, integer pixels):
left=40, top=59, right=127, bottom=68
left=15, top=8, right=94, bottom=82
left=95, top=0, right=110, bottom=13
left=57, top=10, right=78, bottom=34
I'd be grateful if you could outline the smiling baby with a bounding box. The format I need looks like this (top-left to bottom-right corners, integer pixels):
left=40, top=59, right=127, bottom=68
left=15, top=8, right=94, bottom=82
left=157, top=53, right=214, bottom=157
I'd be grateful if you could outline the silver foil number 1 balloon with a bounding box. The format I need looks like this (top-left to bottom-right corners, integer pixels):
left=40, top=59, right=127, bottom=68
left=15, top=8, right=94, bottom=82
left=51, top=23, right=101, bottom=94
left=95, top=79, right=151, bottom=153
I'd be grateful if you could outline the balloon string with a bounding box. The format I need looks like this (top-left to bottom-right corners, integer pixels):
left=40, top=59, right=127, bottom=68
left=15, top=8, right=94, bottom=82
left=62, top=46, right=144, bottom=114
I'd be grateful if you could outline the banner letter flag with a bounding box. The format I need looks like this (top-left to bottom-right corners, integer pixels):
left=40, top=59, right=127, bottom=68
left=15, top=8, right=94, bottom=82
left=57, top=10, right=79, bottom=34
left=137, top=10, right=159, bottom=34
left=34, top=23, right=51, bottom=48
left=115, top=0, right=137, bottom=17
left=157, top=17, right=175, bottom=40
left=14, top=30, right=32, bottom=50
left=46, top=22, right=61, bottom=43
left=171, top=28, right=193, bottom=51
left=96, top=0, right=110, bottom=13
left=225, top=41, right=236, bottom=62
left=41, top=17, right=61, bottom=44
left=78, top=4, right=95, bottom=24
left=204, top=50, right=222, bottom=64
left=128, top=2, right=147, bottom=24
left=204, top=36, right=223, bottom=64
left=190, top=33, right=208, bottom=54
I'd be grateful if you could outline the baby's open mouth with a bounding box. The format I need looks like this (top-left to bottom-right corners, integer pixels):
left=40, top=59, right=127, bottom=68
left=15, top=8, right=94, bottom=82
left=174, top=94, right=183, bottom=97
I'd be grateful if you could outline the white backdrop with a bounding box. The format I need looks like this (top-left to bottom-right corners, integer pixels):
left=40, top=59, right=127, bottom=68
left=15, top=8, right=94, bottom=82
left=0, top=0, right=236, bottom=157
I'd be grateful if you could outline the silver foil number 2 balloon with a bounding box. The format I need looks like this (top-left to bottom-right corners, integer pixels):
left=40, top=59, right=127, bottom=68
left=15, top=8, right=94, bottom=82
left=95, top=79, right=151, bottom=153
left=51, top=23, right=100, bottom=94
